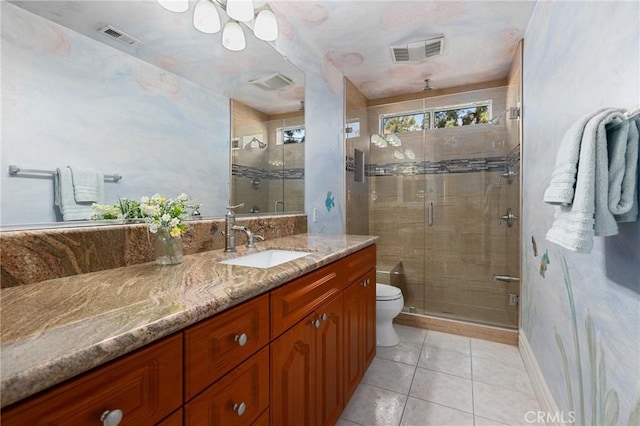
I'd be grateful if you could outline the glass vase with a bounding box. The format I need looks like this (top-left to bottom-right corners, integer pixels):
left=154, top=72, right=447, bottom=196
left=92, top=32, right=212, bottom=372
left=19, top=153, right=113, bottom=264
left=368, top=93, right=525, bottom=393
left=154, top=230, right=183, bottom=265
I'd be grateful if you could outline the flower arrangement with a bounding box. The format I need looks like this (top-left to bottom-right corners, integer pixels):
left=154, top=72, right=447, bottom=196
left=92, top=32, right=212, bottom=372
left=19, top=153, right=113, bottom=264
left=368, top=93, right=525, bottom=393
left=92, top=193, right=197, bottom=265
left=92, top=193, right=194, bottom=236
left=139, top=193, right=190, bottom=236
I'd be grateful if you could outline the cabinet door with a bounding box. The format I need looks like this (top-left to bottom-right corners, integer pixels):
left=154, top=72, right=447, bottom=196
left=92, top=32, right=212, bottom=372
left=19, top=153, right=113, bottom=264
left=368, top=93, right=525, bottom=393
left=342, top=280, right=362, bottom=401
left=362, top=269, right=377, bottom=369
left=316, top=295, right=343, bottom=426
left=1, top=334, right=183, bottom=426
left=270, top=313, right=316, bottom=426
left=184, top=347, right=269, bottom=426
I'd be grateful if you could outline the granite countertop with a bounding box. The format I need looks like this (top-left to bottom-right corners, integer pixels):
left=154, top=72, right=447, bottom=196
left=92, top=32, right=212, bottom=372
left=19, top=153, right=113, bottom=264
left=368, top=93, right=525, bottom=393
left=0, top=233, right=377, bottom=408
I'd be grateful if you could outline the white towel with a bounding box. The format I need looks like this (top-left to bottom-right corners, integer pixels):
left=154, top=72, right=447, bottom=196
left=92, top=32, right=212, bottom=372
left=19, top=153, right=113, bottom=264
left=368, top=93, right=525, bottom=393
left=54, top=167, right=104, bottom=221
left=609, top=118, right=639, bottom=223
left=69, top=166, right=101, bottom=203
left=544, top=108, right=638, bottom=253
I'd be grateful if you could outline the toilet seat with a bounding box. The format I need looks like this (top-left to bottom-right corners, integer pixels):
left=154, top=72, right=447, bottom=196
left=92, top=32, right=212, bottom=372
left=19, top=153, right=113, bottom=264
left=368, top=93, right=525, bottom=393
left=376, top=284, right=402, bottom=301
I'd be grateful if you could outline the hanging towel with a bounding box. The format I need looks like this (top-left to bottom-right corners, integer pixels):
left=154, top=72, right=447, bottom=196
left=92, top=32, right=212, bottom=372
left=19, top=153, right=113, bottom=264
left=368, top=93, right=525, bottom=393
left=69, top=166, right=101, bottom=203
left=609, top=118, right=639, bottom=223
left=54, top=167, right=104, bottom=221
left=544, top=108, right=638, bottom=253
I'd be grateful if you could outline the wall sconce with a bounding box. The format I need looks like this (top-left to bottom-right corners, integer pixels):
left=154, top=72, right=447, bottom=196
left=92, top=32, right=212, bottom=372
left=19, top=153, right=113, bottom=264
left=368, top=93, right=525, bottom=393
left=158, top=0, right=279, bottom=52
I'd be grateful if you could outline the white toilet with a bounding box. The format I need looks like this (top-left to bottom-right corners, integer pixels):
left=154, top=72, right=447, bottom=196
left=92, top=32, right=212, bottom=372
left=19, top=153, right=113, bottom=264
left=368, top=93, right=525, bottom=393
left=376, top=283, right=404, bottom=347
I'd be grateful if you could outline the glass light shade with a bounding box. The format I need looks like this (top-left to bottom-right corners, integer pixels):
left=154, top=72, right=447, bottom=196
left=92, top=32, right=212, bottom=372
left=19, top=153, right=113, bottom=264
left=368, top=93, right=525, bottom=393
left=226, top=0, right=254, bottom=22
left=254, top=9, right=278, bottom=41
left=157, top=0, right=189, bottom=13
left=386, top=134, right=401, bottom=146
left=222, top=21, right=246, bottom=51
left=193, top=0, right=221, bottom=33
left=370, top=134, right=387, bottom=148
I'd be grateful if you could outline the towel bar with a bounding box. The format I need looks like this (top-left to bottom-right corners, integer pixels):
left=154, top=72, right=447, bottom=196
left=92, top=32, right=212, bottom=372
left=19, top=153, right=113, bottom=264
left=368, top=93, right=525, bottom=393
left=8, top=165, right=122, bottom=182
left=606, top=106, right=640, bottom=130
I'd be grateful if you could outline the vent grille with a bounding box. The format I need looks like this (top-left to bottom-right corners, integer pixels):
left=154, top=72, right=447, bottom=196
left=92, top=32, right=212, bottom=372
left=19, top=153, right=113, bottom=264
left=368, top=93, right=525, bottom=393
left=391, top=37, right=444, bottom=63
left=98, top=25, right=142, bottom=46
left=249, top=73, right=294, bottom=91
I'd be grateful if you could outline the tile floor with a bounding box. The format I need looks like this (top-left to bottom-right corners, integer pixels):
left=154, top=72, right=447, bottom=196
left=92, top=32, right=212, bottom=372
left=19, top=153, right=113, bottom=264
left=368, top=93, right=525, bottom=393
left=338, top=325, right=542, bottom=426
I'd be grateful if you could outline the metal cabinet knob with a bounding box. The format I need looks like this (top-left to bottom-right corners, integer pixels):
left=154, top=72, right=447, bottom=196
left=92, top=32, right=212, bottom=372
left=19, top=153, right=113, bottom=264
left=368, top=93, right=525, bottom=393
left=233, top=402, right=247, bottom=416
left=100, top=409, right=123, bottom=426
left=234, top=333, right=248, bottom=346
left=320, top=313, right=327, bottom=321
left=312, top=319, right=320, bottom=328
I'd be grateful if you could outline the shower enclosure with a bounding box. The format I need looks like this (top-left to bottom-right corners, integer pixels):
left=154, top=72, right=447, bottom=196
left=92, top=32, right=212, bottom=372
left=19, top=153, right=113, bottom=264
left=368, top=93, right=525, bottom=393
left=347, top=85, right=521, bottom=329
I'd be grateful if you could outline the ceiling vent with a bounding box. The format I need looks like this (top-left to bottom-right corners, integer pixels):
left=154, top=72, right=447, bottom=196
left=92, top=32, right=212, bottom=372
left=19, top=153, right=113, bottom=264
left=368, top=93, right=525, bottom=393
left=390, top=37, right=444, bottom=63
left=249, top=73, right=294, bottom=91
left=98, top=25, right=142, bottom=46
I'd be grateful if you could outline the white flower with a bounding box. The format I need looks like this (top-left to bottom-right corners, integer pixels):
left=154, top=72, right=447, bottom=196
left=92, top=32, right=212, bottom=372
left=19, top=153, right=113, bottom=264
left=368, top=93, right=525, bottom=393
left=140, top=196, right=150, bottom=204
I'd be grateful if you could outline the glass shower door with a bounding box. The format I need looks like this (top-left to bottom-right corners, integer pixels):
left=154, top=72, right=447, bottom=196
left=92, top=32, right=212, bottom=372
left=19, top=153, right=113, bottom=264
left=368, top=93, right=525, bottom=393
left=424, top=115, right=519, bottom=328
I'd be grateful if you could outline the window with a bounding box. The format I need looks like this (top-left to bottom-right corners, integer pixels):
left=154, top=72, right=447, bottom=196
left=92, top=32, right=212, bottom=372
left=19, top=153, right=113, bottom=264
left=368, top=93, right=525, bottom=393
left=382, top=111, right=429, bottom=134
left=346, top=120, right=360, bottom=139
left=276, top=126, right=305, bottom=145
left=379, top=101, right=492, bottom=133
left=433, top=104, right=490, bottom=128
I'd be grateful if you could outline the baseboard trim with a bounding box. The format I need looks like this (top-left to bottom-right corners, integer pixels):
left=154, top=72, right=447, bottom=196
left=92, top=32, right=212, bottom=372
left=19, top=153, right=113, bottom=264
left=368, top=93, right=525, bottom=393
left=519, top=329, right=561, bottom=425
left=394, top=312, right=518, bottom=345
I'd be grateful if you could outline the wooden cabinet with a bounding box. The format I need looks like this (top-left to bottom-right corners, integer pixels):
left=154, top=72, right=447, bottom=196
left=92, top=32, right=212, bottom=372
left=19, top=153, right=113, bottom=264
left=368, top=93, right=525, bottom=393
left=271, top=295, right=343, bottom=426
left=343, top=268, right=376, bottom=401
left=1, top=334, right=183, bottom=426
left=184, top=347, right=269, bottom=426
left=184, top=294, right=269, bottom=400
left=2, top=245, right=376, bottom=426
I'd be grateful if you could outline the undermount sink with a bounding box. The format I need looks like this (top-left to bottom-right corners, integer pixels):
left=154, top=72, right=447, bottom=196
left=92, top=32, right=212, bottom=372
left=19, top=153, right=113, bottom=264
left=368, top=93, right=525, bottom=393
left=219, top=249, right=313, bottom=268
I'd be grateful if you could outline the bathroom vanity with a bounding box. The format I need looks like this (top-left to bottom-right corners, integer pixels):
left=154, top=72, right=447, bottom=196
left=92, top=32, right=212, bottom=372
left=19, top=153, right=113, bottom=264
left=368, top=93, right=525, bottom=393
left=0, top=234, right=377, bottom=425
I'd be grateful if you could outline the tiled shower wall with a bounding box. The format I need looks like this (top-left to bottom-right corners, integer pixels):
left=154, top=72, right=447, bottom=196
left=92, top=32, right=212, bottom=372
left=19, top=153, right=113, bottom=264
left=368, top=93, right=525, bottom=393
left=368, top=86, right=521, bottom=328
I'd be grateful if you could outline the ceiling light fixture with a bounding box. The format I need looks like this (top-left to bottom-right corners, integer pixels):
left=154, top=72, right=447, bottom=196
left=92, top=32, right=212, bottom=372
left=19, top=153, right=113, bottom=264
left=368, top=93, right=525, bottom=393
left=158, top=0, right=279, bottom=52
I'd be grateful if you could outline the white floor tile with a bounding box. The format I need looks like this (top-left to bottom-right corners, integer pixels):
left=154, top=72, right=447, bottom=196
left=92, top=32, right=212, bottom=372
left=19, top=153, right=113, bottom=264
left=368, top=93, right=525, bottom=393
left=418, top=344, right=472, bottom=379
left=473, top=415, right=510, bottom=425
left=473, top=381, right=541, bottom=426
left=362, top=357, right=417, bottom=395
left=409, top=367, right=473, bottom=413
left=424, top=330, right=471, bottom=354
left=471, top=338, right=524, bottom=368
left=472, top=355, right=534, bottom=394
left=376, top=341, right=423, bottom=366
left=400, top=397, right=474, bottom=426
left=394, top=324, right=428, bottom=345
left=342, top=383, right=407, bottom=426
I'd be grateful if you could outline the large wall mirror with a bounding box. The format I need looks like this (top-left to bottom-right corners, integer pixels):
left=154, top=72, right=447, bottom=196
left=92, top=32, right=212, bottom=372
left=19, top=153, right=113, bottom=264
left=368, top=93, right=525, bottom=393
left=1, top=0, right=304, bottom=230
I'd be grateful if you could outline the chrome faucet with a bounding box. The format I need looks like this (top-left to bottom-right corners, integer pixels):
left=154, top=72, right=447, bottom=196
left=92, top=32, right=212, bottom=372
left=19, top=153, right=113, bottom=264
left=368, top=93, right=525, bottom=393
left=224, top=203, right=264, bottom=252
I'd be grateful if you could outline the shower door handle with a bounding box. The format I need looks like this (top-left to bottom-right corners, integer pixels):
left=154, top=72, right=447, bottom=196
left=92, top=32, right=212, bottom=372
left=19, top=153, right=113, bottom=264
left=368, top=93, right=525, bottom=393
left=428, top=202, right=433, bottom=226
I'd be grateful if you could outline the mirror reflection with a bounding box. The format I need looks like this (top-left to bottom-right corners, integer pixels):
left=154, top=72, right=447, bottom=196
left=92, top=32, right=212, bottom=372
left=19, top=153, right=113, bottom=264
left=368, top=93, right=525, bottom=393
left=231, top=100, right=305, bottom=214
left=1, top=0, right=305, bottom=230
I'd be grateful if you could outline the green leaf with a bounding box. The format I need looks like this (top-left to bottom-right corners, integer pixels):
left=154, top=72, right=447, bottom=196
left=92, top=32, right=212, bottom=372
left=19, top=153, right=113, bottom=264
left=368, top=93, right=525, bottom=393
left=585, top=310, right=597, bottom=426
left=628, top=399, right=640, bottom=426
left=555, top=328, right=575, bottom=416
left=604, top=390, right=619, bottom=426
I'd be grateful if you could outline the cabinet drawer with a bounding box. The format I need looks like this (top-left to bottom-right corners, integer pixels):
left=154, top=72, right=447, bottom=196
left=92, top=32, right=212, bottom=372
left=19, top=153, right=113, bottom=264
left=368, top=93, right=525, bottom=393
left=338, top=245, right=376, bottom=285
left=270, top=262, right=342, bottom=339
left=1, top=333, right=183, bottom=426
left=184, top=347, right=270, bottom=426
left=185, top=294, right=269, bottom=400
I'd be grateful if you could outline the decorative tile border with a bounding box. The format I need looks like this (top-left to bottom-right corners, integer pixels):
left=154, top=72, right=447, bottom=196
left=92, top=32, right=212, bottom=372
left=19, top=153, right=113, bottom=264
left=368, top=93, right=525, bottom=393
left=232, top=164, right=305, bottom=180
